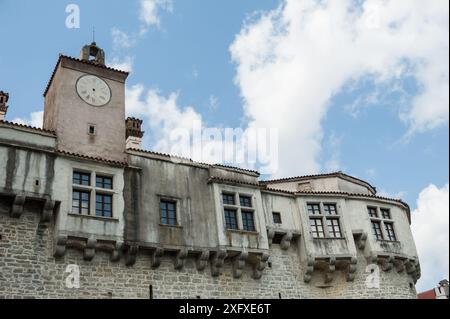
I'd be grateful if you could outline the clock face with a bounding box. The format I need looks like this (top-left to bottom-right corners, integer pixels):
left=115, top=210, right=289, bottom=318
left=76, top=75, right=111, bottom=107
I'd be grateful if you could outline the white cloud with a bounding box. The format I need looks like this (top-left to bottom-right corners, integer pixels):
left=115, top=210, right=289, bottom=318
left=230, top=0, right=449, bottom=177
left=139, top=0, right=173, bottom=33
left=126, top=84, right=202, bottom=154
left=108, top=56, right=134, bottom=73
left=12, top=111, right=43, bottom=128
left=208, top=95, right=219, bottom=111
left=111, top=27, right=135, bottom=50
left=412, top=183, right=449, bottom=292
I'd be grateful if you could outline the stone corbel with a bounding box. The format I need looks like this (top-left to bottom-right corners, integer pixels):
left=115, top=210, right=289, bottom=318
left=110, top=241, right=123, bottom=262
left=174, top=248, right=188, bottom=270
left=252, top=252, right=269, bottom=280
left=232, top=251, right=249, bottom=279
left=83, top=238, right=97, bottom=261
left=124, top=244, right=139, bottom=266
left=53, top=235, right=68, bottom=258
left=151, top=247, right=164, bottom=268
left=324, top=257, right=336, bottom=284
left=380, top=255, right=394, bottom=272
left=267, top=229, right=275, bottom=245
left=210, top=249, right=227, bottom=277
left=353, top=231, right=368, bottom=250
left=303, top=257, right=315, bottom=283
left=345, top=257, right=358, bottom=282
left=280, top=232, right=293, bottom=250
left=41, top=199, right=55, bottom=223
left=405, top=258, right=420, bottom=281
left=196, top=250, right=210, bottom=271
left=11, top=195, right=26, bottom=218
left=393, top=258, right=406, bottom=273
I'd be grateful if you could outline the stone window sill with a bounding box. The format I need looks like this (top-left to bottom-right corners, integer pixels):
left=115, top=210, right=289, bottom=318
left=226, top=229, right=259, bottom=236
left=68, top=213, right=119, bottom=222
left=159, top=223, right=183, bottom=229
left=312, top=237, right=346, bottom=240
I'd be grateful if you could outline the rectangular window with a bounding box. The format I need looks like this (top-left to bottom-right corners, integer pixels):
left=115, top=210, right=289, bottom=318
left=381, top=208, right=391, bottom=219
left=368, top=207, right=378, bottom=218
left=242, top=211, right=256, bottom=232
left=239, top=195, right=252, bottom=208
left=310, top=218, right=325, bottom=238
left=307, top=203, right=321, bottom=215
left=73, top=171, right=90, bottom=186
left=222, top=193, right=235, bottom=205
left=96, top=194, right=112, bottom=217
left=324, top=203, right=338, bottom=215
left=96, top=175, right=113, bottom=189
left=326, top=218, right=342, bottom=238
left=160, top=200, right=177, bottom=226
left=371, top=221, right=384, bottom=240
left=272, top=212, right=282, bottom=224
left=224, top=209, right=238, bottom=230
left=72, top=190, right=90, bottom=215
left=384, top=222, right=397, bottom=241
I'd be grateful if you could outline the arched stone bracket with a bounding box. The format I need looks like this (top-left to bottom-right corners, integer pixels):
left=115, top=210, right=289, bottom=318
left=174, top=248, right=188, bottom=270
left=303, top=255, right=358, bottom=284
left=151, top=247, right=164, bottom=268
left=266, top=227, right=300, bottom=250
left=232, top=251, right=249, bottom=279
left=110, top=242, right=123, bottom=262
left=196, top=250, right=210, bottom=271
left=41, top=199, right=56, bottom=223
left=367, top=253, right=421, bottom=282
left=83, top=238, right=97, bottom=261
left=252, top=252, right=269, bottom=280
left=352, top=230, right=368, bottom=250
left=124, top=244, right=139, bottom=266
left=11, top=195, right=26, bottom=218
left=53, top=235, right=68, bottom=258
left=210, top=249, right=227, bottom=277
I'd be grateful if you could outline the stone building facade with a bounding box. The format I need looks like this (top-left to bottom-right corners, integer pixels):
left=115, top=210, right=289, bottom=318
left=0, top=44, right=420, bottom=299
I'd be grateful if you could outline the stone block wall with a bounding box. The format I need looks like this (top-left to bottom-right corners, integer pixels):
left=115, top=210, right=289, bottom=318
left=0, top=211, right=417, bottom=299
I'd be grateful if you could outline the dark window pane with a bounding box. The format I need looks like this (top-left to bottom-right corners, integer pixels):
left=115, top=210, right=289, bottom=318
left=73, top=171, right=90, bottom=186
left=160, top=200, right=177, bottom=225
left=310, top=218, right=325, bottom=238
left=327, top=218, right=342, bottom=238
left=96, top=176, right=113, bottom=189
left=385, top=223, right=397, bottom=241
left=222, top=194, right=235, bottom=205
left=224, top=209, right=238, bottom=230
left=381, top=208, right=391, bottom=219
left=273, top=212, right=282, bottom=224
left=368, top=207, right=378, bottom=218
left=242, top=211, right=255, bottom=232
left=95, top=194, right=113, bottom=217
left=72, top=190, right=90, bottom=215
left=371, top=221, right=384, bottom=240
left=324, top=204, right=337, bottom=215
left=240, top=196, right=252, bottom=207
left=307, top=204, right=321, bottom=215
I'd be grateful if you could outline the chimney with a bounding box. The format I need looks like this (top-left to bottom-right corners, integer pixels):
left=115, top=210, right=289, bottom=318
left=125, top=117, right=144, bottom=149
left=0, top=91, right=9, bottom=120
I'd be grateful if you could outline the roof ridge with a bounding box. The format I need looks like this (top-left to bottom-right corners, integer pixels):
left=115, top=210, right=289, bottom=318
left=0, top=119, right=56, bottom=135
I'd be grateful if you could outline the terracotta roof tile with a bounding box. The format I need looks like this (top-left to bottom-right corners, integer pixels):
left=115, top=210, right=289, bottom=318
left=0, top=119, right=56, bottom=135
left=57, top=150, right=127, bottom=167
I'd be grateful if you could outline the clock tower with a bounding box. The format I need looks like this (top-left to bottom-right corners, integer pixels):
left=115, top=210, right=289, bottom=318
left=43, top=43, right=129, bottom=162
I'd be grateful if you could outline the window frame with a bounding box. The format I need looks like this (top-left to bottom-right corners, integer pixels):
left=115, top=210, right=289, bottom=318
left=307, top=202, right=343, bottom=239
left=272, top=212, right=282, bottom=224
left=224, top=208, right=239, bottom=230
left=368, top=206, right=398, bottom=242
left=159, top=199, right=178, bottom=226
left=241, top=210, right=256, bottom=232
left=222, top=191, right=258, bottom=233
left=71, top=170, right=115, bottom=218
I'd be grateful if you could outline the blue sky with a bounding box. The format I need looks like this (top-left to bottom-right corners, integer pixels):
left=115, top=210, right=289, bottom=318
left=0, top=0, right=448, bottom=292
